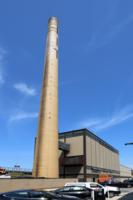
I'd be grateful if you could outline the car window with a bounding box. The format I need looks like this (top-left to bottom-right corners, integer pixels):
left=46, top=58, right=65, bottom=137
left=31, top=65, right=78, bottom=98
left=97, top=184, right=103, bottom=188
left=4, top=191, right=29, bottom=198
left=58, top=187, right=71, bottom=192
left=128, top=180, right=133, bottom=183
left=90, top=184, right=102, bottom=188
left=29, top=191, right=45, bottom=198
left=71, top=186, right=86, bottom=191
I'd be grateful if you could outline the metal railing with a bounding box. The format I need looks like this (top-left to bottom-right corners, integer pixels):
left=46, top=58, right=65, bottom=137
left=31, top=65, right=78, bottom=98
left=0, top=166, right=32, bottom=173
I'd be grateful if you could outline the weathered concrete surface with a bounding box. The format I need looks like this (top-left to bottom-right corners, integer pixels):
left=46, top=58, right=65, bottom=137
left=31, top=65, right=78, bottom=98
left=0, top=178, right=77, bottom=193
left=33, top=17, right=59, bottom=178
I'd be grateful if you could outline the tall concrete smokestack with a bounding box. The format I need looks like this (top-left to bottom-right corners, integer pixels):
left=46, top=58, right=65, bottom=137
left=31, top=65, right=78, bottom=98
left=32, top=17, right=59, bottom=178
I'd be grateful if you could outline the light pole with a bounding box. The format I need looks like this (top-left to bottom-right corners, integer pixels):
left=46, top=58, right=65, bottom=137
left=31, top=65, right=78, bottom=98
left=125, top=142, right=133, bottom=146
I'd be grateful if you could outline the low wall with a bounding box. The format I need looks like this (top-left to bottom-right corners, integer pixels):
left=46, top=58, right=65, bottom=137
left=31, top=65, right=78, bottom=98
left=0, top=178, right=77, bottom=193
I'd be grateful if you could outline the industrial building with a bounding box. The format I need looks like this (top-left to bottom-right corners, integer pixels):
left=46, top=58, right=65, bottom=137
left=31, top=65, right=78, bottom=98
left=32, top=17, right=132, bottom=181
left=120, top=164, right=132, bottom=181
left=59, top=129, right=120, bottom=181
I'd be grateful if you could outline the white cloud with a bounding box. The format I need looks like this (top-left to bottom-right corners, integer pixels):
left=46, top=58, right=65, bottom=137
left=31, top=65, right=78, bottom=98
left=87, top=14, right=133, bottom=52
left=79, top=118, right=102, bottom=128
left=79, top=105, right=133, bottom=131
left=0, top=47, right=7, bottom=84
left=14, top=83, right=37, bottom=96
left=0, top=72, right=4, bottom=84
left=9, top=112, right=38, bottom=122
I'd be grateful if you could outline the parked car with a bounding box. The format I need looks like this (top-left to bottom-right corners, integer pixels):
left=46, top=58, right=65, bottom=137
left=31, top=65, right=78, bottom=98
left=65, top=182, right=120, bottom=197
left=0, top=189, right=81, bottom=200
left=54, top=185, right=105, bottom=200
left=0, top=174, right=11, bottom=179
left=101, top=179, right=133, bottom=188
left=123, top=179, right=133, bottom=187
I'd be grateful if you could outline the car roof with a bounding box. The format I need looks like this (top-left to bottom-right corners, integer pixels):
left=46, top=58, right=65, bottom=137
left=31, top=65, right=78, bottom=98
left=65, top=182, right=99, bottom=185
left=63, top=185, right=88, bottom=188
left=3, top=189, right=50, bottom=195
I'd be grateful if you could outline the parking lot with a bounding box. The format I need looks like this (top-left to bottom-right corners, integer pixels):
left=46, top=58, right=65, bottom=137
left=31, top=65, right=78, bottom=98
left=108, top=188, right=133, bottom=200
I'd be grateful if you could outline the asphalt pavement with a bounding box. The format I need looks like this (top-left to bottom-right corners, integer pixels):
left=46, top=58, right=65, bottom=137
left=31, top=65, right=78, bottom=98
left=118, top=192, right=133, bottom=200
left=106, top=188, right=133, bottom=200
left=120, top=188, right=133, bottom=193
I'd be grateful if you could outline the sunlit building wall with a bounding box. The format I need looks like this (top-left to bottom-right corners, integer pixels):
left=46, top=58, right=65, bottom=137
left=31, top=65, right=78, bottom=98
left=59, top=129, right=120, bottom=181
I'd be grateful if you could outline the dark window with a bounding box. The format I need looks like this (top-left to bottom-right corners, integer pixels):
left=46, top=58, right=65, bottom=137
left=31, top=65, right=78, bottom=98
left=128, top=180, right=133, bottom=183
left=4, top=191, right=29, bottom=198
left=58, top=187, right=71, bottom=192
left=29, top=191, right=44, bottom=198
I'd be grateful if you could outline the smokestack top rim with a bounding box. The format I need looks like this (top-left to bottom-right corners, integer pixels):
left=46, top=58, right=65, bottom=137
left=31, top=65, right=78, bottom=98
left=48, top=17, right=58, bottom=27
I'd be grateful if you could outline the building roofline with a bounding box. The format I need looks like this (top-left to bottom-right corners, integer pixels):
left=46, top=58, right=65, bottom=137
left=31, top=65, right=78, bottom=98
left=59, top=128, right=87, bottom=135
left=120, top=164, right=132, bottom=169
left=59, top=128, right=119, bottom=154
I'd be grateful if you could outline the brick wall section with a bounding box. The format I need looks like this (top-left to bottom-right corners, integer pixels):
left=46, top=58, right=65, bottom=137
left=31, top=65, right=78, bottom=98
left=0, top=178, right=77, bottom=193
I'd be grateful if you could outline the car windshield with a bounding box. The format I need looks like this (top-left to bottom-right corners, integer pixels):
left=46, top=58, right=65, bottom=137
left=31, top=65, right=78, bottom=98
left=3, top=191, right=29, bottom=198
left=71, top=186, right=86, bottom=191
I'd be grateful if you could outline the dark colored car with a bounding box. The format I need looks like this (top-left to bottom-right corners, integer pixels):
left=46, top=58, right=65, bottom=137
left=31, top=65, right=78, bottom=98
left=123, top=179, right=133, bottom=188
left=54, top=186, right=105, bottom=200
left=101, top=179, right=133, bottom=188
left=0, top=189, right=81, bottom=200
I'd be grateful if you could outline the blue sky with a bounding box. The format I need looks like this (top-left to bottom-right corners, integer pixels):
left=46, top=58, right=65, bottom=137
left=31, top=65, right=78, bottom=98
left=0, top=0, right=133, bottom=169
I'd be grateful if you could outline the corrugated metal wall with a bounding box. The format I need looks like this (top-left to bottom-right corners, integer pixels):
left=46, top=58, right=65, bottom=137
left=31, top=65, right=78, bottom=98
left=86, top=136, right=120, bottom=171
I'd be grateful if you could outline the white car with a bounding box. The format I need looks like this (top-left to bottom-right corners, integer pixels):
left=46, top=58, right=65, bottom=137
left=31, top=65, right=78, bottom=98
left=65, top=182, right=121, bottom=197
left=0, top=174, right=11, bottom=179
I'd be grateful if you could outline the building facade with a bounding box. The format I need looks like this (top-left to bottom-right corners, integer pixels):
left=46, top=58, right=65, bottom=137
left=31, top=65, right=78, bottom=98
left=59, top=129, right=120, bottom=181
left=120, top=164, right=132, bottom=181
